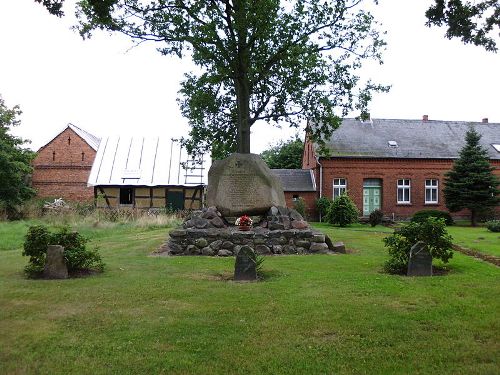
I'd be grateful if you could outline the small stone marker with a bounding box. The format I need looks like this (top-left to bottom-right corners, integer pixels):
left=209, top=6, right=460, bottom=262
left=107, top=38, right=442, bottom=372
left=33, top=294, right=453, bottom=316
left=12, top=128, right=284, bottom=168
left=332, top=241, right=346, bottom=254
left=44, top=245, right=68, bottom=279
left=234, top=245, right=257, bottom=281
left=407, top=241, right=432, bottom=277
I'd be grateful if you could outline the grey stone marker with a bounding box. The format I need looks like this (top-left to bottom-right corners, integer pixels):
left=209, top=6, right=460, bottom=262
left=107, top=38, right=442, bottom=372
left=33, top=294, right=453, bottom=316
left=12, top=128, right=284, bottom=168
left=332, top=241, right=346, bottom=253
left=234, top=245, right=257, bottom=281
left=44, top=245, right=68, bottom=279
left=407, top=241, right=432, bottom=277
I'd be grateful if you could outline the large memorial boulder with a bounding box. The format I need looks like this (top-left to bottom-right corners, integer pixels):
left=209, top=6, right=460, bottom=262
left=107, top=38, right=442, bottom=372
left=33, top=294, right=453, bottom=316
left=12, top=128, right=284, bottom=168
left=207, top=153, right=285, bottom=217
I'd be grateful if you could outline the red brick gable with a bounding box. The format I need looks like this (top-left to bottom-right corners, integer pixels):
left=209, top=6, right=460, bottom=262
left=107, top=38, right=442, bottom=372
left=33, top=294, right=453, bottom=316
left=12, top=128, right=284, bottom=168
left=32, top=126, right=98, bottom=202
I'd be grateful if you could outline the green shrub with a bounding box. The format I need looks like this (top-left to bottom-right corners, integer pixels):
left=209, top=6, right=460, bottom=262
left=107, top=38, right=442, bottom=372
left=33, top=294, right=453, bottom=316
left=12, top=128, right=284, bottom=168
left=369, top=209, right=384, bottom=227
left=22, top=225, right=51, bottom=274
left=315, top=197, right=331, bottom=219
left=486, top=220, right=500, bottom=232
left=292, top=197, right=307, bottom=218
left=383, top=217, right=453, bottom=275
left=325, top=194, right=359, bottom=227
left=23, top=225, right=104, bottom=277
left=411, top=209, right=454, bottom=226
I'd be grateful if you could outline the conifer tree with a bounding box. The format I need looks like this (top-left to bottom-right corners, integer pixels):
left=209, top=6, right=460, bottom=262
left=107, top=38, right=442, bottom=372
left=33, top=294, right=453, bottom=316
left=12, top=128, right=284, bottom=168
left=444, top=127, right=499, bottom=226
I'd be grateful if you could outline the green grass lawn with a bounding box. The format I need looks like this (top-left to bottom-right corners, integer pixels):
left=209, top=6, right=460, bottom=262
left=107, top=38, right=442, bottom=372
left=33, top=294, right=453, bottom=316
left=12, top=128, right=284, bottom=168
left=446, top=225, right=500, bottom=257
left=0, top=220, right=498, bottom=374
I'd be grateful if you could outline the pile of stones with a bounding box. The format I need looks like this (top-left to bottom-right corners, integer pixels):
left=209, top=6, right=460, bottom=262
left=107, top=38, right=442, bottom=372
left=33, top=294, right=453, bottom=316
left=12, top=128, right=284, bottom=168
left=161, top=206, right=338, bottom=257
left=260, top=205, right=309, bottom=230
left=183, top=206, right=227, bottom=229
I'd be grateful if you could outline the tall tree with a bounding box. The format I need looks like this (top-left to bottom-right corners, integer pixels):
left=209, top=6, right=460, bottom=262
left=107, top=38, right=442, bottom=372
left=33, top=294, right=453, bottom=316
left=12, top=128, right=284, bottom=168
left=426, top=0, right=500, bottom=52
left=261, top=136, right=304, bottom=169
left=42, top=0, right=387, bottom=159
left=0, top=96, right=36, bottom=219
left=443, top=127, right=499, bottom=226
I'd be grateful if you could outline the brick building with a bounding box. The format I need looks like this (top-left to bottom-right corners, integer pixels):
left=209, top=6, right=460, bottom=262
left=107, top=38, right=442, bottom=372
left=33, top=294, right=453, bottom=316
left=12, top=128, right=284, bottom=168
left=303, top=117, right=500, bottom=220
left=32, top=124, right=100, bottom=202
left=272, top=169, right=317, bottom=219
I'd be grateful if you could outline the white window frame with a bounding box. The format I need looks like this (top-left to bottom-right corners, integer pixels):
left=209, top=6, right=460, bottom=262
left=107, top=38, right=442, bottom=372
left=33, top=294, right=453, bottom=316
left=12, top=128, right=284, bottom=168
left=333, top=178, right=347, bottom=200
left=425, top=179, right=439, bottom=204
left=397, top=179, right=411, bottom=204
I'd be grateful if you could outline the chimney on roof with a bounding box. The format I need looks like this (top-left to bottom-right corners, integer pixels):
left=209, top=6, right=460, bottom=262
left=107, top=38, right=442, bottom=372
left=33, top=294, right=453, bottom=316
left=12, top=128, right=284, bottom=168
left=482, top=118, right=488, bottom=123
left=422, top=115, right=429, bottom=122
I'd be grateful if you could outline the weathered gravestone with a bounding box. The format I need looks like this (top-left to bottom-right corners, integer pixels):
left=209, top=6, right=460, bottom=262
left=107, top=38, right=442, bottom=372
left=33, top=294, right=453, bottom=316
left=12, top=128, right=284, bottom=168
left=407, top=241, right=432, bottom=277
left=234, top=245, right=257, bottom=281
left=44, top=245, right=68, bottom=279
left=207, top=153, right=286, bottom=217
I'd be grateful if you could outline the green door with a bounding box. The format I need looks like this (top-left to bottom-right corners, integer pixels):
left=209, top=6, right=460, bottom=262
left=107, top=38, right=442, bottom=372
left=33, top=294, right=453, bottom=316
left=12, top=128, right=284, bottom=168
left=363, top=187, right=381, bottom=216
left=167, top=191, right=185, bottom=211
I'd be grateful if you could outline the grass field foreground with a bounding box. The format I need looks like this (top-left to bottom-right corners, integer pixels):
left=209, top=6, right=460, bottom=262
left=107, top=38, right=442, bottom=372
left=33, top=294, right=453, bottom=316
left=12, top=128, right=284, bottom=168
left=0, top=220, right=498, bottom=374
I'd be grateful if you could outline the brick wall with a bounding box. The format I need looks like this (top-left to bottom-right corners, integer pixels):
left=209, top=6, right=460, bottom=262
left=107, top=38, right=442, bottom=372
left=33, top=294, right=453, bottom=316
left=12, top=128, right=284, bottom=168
left=302, top=137, right=317, bottom=169
left=317, top=157, right=500, bottom=220
left=32, top=128, right=97, bottom=202
left=284, top=191, right=318, bottom=220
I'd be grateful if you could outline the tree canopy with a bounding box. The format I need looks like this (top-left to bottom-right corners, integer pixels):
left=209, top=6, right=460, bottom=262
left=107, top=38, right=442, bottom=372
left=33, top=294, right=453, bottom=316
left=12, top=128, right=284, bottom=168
left=443, top=127, right=499, bottom=226
left=426, top=0, right=500, bottom=52
left=36, top=0, right=500, bottom=53
left=36, top=0, right=388, bottom=159
left=34, top=0, right=64, bottom=17
left=260, top=136, right=304, bottom=169
left=0, top=96, right=36, bottom=218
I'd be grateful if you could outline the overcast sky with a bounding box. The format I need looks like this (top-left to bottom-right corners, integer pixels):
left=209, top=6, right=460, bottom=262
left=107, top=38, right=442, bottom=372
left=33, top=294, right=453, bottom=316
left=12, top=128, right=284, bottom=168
left=0, top=0, right=499, bottom=153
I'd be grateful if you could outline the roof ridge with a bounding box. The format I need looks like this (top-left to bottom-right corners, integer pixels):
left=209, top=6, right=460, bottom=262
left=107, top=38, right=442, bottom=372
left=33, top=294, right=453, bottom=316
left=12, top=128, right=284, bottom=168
left=315, top=118, right=500, bottom=160
left=67, top=123, right=100, bottom=151
left=345, top=117, right=500, bottom=125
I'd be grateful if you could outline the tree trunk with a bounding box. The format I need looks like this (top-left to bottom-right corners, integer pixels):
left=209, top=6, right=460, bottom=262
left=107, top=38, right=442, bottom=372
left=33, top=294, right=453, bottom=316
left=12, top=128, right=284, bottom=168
left=235, top=78, right=251, bottom=153
left=233, top=0, right=251, bottom=154
left=471, top=209, right=477, bottom=227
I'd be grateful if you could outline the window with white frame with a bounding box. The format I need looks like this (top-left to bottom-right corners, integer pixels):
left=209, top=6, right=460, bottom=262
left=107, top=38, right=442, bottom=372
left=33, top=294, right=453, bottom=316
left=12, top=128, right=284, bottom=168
left=425, top=179, right=438, bottom=204
left=333, top=178, right=347, bottom=200
left=397, top=179, right=411, bottom=203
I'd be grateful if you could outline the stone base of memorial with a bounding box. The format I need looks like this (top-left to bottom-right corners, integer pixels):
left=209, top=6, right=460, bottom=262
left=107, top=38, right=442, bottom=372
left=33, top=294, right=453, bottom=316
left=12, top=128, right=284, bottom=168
left=162, top=206, right=334, bottom=256
left=158, top=153, right=335, bottom=256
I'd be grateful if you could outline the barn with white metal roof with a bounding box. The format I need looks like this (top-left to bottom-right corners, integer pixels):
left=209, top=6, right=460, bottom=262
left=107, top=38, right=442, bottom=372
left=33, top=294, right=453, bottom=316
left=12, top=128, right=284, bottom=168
left=88, top=136, right=209, bottom=210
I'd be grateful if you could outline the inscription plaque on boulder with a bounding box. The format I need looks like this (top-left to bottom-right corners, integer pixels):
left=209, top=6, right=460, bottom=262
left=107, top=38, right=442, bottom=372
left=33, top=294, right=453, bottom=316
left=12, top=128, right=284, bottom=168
left=407, top=241, right=432, bottom=277
left=234, top=245, right=257, bottom=281
left=207, top=153, right=285, bottom=217
left=44, top=245, right=68, bottom=279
